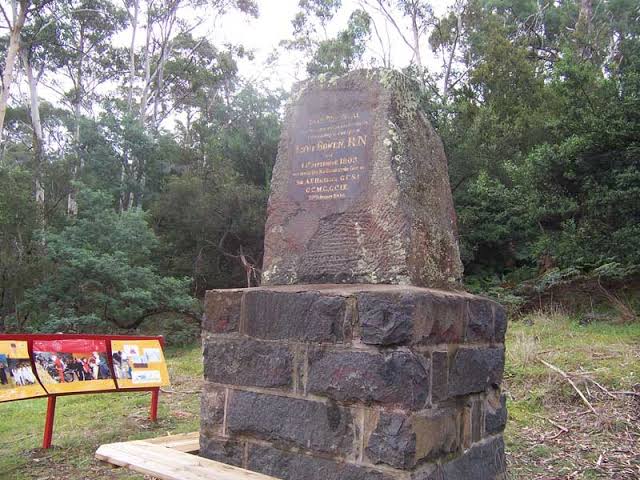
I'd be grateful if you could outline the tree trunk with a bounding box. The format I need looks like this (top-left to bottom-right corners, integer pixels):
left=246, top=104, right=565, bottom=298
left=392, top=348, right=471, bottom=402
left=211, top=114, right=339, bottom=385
left=576, top=0, right=593, bottom=59
left=120, top=0, right=139, bottom=212
left=68, top=23, right=85, bottom=216
left=411, top=10, right=422, bottom=67
left=126, top=0, right=139, bottom=112
left=442, top=12, right=462, bottom=102
left=0, top=0, right=29, bottom=144
left=22, top=48, right=45, bottom=206
left=139, top=3, right=153, bottom=127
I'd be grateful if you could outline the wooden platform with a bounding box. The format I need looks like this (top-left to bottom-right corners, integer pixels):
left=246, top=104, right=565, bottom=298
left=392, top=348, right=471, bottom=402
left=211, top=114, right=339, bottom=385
left=95, top=432, right=279, bottom=480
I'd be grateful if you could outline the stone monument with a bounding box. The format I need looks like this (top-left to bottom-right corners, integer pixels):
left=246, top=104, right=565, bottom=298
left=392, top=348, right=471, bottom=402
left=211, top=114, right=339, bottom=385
left=200, top=70, right=507, bottom=480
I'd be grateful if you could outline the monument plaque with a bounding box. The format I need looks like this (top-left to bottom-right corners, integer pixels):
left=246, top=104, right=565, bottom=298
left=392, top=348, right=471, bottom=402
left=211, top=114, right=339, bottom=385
left=288, top=91, right=373, bottom=205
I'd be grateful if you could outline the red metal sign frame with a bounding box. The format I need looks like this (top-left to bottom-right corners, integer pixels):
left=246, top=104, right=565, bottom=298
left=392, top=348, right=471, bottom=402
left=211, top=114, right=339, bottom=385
left=0, top=333, right=166, bottom=449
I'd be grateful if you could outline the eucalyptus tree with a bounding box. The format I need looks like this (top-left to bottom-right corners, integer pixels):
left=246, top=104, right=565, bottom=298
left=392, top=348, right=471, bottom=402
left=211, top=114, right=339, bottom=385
left=37, top=0, right=127, bottom=213
left=115, top=0, right=257, bottom=211
left=285, top=0, right=372, bottom=75
left=0, top=0, right=56, bottom=144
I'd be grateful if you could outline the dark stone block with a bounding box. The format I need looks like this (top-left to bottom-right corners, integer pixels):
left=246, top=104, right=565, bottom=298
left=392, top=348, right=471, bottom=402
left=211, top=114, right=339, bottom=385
left=448, top=347, right=504, bottom=397
left=365, top=413, right=416, bottom=469
left=248, top=444, right=393, bottom=480
left=244, top=289, right=347, bottom=343
left=200, top=382, right=225, bottom=437
left=203, top=289, right=243, bottom=334
left=203, top=338, right=293, bottom=389
left=431, top=350, right=449, bottom=402
left=485, top=393, right=508, bottom=435
left=414, top=294, right=466, bottom=345
left=494, top=305, right=507, bottom=343
left=199, top=434, right=244, bottom=468
left=357, top=290, right=469, bottom=347
left=412, top=436, right=506, bottom=480
left=444, top=436, right=506, bottom=480
left=412, top=408, right=461, bottom=462
left=307, top=348, right=429, bottom=410
left=465, top=298, right=494, bottom=343
left=357, top=292, right=414, bottom=346
left=226, top=391, right=353, bottom=455
left=472, top=399, right=483, bottom=444
left=366, top=408, right=462, bottom=470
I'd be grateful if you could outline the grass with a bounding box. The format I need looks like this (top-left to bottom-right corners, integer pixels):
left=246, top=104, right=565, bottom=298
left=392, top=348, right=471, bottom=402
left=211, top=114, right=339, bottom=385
left=0, top=346, right=203, bottom=480
left=0, top=315, right=638, bottom=479
left=504, top=311, right=640, bottom=479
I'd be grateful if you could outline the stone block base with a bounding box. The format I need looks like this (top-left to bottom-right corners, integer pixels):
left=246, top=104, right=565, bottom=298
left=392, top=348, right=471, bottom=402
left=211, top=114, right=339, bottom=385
left=200, top=284, right=508, bottom=480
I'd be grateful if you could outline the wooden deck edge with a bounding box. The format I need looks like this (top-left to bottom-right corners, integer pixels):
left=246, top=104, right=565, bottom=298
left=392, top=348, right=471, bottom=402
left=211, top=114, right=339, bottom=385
left=95, top=432, right=280, bottom=480
left=138, top=431, right=201, bottom=452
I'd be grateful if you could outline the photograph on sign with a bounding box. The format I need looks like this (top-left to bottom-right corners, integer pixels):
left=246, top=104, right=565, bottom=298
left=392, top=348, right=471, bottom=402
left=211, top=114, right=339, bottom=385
left=111, top=339, right=170, bottom=389
left=33, top=339, right=116, bottom=394
left=0, top=340, right=47, bottom=402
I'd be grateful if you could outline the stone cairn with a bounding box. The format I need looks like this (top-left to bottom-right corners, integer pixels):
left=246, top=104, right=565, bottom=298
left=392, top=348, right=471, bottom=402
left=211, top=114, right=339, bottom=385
left=200, top=70, right=508, bottom=480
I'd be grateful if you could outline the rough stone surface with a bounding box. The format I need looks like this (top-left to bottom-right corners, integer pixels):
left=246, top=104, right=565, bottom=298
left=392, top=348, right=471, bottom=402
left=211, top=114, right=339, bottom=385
left=485, top=392, right=508, bottom=435
left=412, top=408, right=461, bottom=463
left=226, top=391, right=354, bottom=455
left=365, top=408, right=461, bottom=470
left=462, top=398, right=483, bottom=448
left=465, top=298, right=494, bottom=343
left=494, top=305, right=508, bottom=343
left=244, top=289, right=348, bottom=342
left=261, top=70, right=462, bottom=289
left=357, top=292, right=415, bottom=346
left=203, top=289, right=243, bottom=334
left=431, top=350, right=449, bottom=402
left=448, top=347, right=505, bottom=397
left=414, top=436, right=507, bottom=480
left=307, top=348, right=430, bottom=409
left=356, top=290, right=469, bottom=346
left=365, top=413, right=416, bottom=469
left=203, top=338, right=293, bottom=389
left=199, top=435, right=244, bottom=468
left=248, top=444, right=394, bottom=480
left=200, top=382, right=226, bottom=437
left=413, top=293, right=467, bottom=345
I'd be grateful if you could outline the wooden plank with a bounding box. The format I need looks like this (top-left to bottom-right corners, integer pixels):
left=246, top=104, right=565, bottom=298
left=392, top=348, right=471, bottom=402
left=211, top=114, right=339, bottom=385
left=96, top=439, right=280, bottom=480
left=141, top=431, right=200, bottom=452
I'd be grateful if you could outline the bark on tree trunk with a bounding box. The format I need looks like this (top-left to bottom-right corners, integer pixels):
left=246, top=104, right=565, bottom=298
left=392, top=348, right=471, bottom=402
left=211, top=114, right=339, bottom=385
left=0, top=0, right=29, bottom=144
left=22, top=48, right=45, bottom=206
left=127, top=0, right=139, bottom=112
left=68, top=24, right=85, bottom=216
left=139, top=3, right=153, bottom=128
left=411, top=12, right=422, bottom=68
left=442, top=12, right=462, bottom=103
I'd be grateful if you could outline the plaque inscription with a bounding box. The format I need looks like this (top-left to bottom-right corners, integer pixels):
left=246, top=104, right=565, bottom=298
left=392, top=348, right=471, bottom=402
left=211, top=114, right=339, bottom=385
left=289, top=94, right=373, bottom=203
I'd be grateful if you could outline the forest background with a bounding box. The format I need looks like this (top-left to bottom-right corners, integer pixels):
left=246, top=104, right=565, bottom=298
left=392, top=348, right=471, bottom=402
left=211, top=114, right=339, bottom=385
left=1, top=0, right=638, bottom=341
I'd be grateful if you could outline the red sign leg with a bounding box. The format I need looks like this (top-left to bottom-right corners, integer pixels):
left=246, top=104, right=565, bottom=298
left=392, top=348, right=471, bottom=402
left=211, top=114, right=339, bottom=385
left=150, top=388, right=159, bottom=422
left=43, top=395, right=57, bottom=449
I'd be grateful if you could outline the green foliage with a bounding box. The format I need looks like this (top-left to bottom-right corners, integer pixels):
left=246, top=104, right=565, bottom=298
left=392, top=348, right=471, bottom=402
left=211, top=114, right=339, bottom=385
left=0, top=167, right=46, bottom=331
left=21, top=189, right=197, bottom=333
left=307, top=9, right=372, bottom=75
left=425, top=0, right=640, bottom=300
